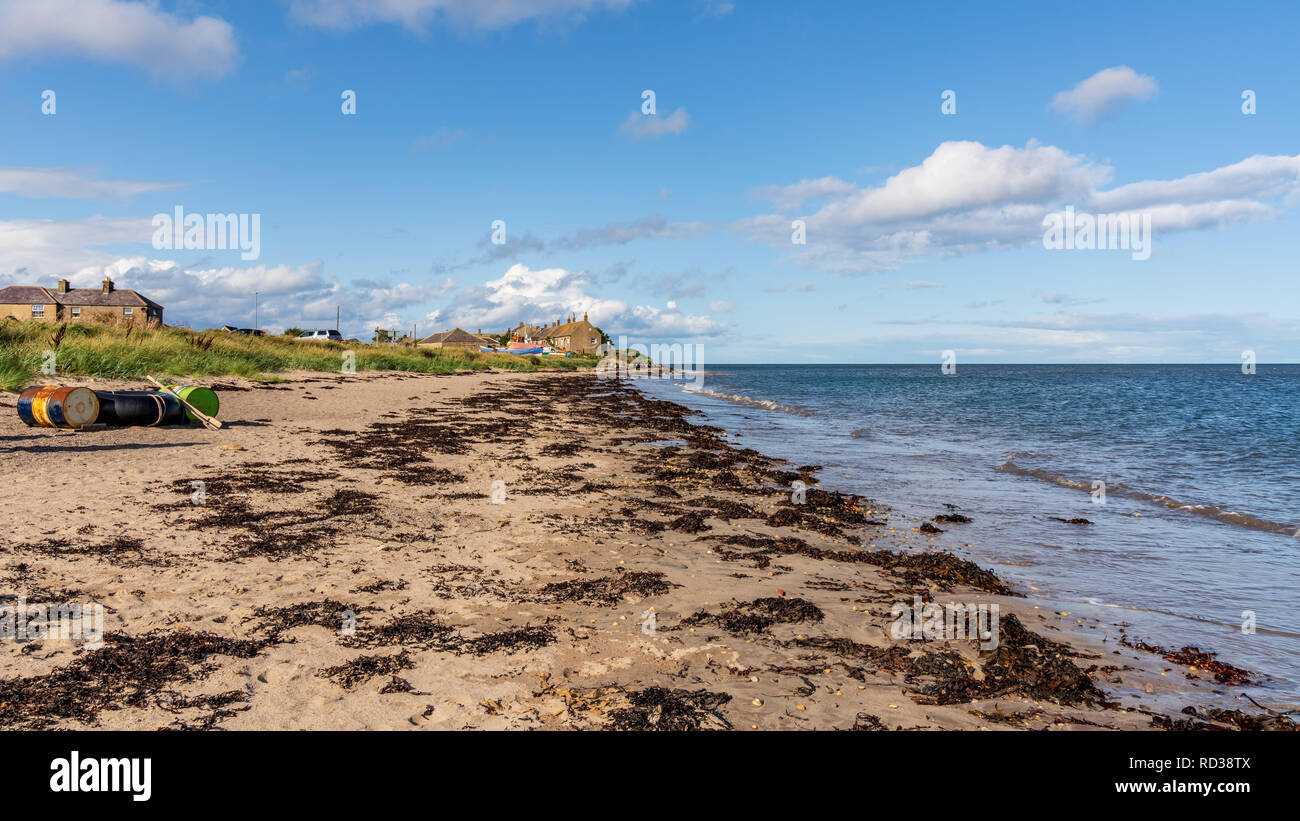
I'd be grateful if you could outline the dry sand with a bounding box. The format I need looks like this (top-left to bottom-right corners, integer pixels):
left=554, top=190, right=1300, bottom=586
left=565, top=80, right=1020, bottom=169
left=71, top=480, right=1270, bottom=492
left=0, top=370, right=1272, bottom=730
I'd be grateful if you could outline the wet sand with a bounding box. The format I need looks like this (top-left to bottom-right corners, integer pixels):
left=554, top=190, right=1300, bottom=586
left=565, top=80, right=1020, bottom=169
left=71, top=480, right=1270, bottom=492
left=0, top=370, right=1284, bottom=730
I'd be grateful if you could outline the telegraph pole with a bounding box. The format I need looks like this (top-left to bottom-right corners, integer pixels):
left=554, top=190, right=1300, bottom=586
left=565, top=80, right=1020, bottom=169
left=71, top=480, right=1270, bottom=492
left=254, top=292, right=259, bottom=332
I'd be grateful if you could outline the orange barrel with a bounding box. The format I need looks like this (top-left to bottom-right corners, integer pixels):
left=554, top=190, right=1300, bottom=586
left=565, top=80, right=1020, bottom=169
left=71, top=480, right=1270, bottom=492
left=16, top=385, right=47, bottom=426
left=45, top=387, right=101, bottom=429
left=18, top=385, right=61, bottom=427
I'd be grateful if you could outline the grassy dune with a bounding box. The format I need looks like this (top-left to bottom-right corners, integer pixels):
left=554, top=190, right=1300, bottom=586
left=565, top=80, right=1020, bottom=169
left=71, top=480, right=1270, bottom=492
left=0, top=320, right=598, bottom=392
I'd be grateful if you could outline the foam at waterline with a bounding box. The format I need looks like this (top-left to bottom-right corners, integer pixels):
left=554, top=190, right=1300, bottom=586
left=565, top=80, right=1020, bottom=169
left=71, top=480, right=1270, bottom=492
left=995, top=461, right=1299, bottom=535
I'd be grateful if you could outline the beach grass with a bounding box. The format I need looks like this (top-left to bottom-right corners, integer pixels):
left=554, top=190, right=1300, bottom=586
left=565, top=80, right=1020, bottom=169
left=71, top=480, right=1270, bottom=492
left=0, top=319, right=599, bottom=390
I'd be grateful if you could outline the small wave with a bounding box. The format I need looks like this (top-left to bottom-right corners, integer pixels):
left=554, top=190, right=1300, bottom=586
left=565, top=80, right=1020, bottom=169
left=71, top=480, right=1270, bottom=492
left=681, top=386, right=815, bottom=417
left=995, top=461, right=1299, bottom=535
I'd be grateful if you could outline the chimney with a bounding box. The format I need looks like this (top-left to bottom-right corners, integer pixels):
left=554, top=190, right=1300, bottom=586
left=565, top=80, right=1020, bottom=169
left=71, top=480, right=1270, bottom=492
left=583, top=311, right=588, bottom=322
left=57, top=278, right=70, bottom=294
left=101, top=277, right=113, bottom=294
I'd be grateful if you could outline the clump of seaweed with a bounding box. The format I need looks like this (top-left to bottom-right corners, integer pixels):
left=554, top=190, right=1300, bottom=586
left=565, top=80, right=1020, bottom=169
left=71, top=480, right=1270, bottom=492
left=682, top=597, right=824, bottom=634
left=669, top=511, right=711, bottom=533
left=1120, top=631, right=1257, bottom=685
left=1154, top=706, right=1297, bottom=731
left=605, top=687, right=733, bottom=731
left=0, top=631, right=265, bottom=729
left=340, top=609, right=555, bottom=656
left=979, top=614, right=1109, bottom=706
left=536, top=570, right=677, bottom=606
left=243, top=599, right=365, bottom=642
left=319, top=651, right=414, bottom=689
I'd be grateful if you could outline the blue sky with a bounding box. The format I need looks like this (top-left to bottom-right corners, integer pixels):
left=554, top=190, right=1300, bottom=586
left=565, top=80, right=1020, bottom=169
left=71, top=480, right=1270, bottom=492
left=1, top=0, right=1297, bottom=362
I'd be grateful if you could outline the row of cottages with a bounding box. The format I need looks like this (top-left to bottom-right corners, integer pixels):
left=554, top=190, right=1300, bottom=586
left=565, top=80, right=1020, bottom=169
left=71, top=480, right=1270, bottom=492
left=0, top=278, right=163, bottom=325
left=511, top=313, right=602, bottom=354
left=416, top=327, right=498, bottom=351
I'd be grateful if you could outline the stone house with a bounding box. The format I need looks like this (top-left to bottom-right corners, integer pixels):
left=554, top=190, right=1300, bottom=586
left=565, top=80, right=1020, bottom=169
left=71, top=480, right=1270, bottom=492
left=0, top=278, right=163, bottom=325
left=538, top=313, right=602, bottom=354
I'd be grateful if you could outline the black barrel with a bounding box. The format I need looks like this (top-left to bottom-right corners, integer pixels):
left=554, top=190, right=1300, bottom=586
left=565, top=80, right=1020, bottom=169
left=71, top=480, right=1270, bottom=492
left=93, top=390, right=187, bottom=426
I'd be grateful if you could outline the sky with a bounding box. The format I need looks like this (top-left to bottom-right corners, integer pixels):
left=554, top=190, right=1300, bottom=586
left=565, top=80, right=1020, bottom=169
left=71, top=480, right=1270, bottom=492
left=0, top=0, right=1297, bottom=363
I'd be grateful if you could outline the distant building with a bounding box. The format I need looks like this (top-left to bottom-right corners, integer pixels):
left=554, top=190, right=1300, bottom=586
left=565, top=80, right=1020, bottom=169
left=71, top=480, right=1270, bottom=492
left=0, top=278, right=163, bottom=325
left=537, top=312, right=602, bottom=354
left=417, top=327, right=498, bottom=351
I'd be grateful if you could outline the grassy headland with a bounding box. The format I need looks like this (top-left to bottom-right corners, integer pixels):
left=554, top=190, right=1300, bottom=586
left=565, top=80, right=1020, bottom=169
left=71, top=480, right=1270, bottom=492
left=0, top=320, right=599, bottom=391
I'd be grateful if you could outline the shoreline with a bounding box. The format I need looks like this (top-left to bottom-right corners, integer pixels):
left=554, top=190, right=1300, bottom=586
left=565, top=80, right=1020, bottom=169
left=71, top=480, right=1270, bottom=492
left=0, top=369, right=1288, bottom=730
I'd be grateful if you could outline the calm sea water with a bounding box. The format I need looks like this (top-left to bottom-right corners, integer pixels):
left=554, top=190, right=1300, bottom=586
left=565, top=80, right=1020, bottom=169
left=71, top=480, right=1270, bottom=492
left=637, top=364, right=1300, bottom=707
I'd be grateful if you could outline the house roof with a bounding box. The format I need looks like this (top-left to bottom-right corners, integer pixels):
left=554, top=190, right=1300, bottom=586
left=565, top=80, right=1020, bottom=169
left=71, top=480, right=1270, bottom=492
left=0, top=284, right=162, bottom=309
left=59, top=288, right=161, bottom=309
left=0, top=286, right=56, bottom=304
left=541, top=318, right=596, bottom=339
left=418, top=327, right=494, bottom=346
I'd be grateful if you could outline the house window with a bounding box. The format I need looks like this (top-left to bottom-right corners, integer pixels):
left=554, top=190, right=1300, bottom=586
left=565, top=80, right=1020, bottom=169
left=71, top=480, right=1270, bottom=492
left=71, top=307, right=81, bottom=317
left=123, top=307, right=133, bottom=317
left=31, top=304, right=45, bottom=318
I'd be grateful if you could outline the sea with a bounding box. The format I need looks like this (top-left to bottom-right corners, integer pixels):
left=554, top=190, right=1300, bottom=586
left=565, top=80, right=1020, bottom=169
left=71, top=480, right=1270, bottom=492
left=635, top=364, right=1300, bottom=708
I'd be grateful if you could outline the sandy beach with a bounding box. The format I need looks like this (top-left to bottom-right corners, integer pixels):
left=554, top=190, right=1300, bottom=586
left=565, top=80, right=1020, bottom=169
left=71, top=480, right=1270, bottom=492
left=0, top=370, right=1280, bottom=731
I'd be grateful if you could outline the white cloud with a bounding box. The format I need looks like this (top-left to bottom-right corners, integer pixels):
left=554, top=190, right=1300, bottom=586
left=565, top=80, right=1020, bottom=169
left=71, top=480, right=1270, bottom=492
left=618, top=107, right=690, bottom=140
left=0, top=167, right=182, bottom=199
left=751, top=176, right=856, bottom=211
left=1051, top=66, right=1158, bottom=124
left=0, top=215, right=152, bottom=275
left=0, top=0, right=239, bottom=80
left=287, top=0, right=633, bottom=31
left=439, top=263, right=725, bottom=339
left=708, top=300, right=734, bottom=312
left=1089, top=153, right=1300, bottom=212
left=740, top=141, right=1300, bottom=275
left=818, top=140, right=1109, bottom=226
left=45, top=257, right=455, bottom=335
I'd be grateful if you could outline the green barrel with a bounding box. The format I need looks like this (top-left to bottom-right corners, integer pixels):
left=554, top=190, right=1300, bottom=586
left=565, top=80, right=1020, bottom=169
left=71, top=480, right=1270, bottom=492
left=158, top=384, right=219, bottom=423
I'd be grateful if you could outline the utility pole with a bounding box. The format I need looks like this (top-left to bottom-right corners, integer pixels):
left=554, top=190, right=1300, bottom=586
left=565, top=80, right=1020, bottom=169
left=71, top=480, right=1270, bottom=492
left=253, top=292, right=259, bottom=332
left=336, top=305, right=340, bottom=332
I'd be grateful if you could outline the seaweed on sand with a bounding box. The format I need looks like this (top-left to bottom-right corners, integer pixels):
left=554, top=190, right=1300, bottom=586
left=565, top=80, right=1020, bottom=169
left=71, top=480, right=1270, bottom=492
left=341, top=611, right=458, bottom=650
left=605, top=687, right=733, bottom=731
left=979, top=614, right=1109, bottom=706
left=669, top=511, right=711, bottom=533
left=906, top=651, right=986, bottom=705
left=317, top=488, right=382, bottom=517
left=319, top=651, right=414, bottom=689
left=11, top=535, right=164, bottom=568
left=682, top=597, right=824, bottom=634
left=535, top=570, right=677, bottom=606
left=703, top=534, right=1017, bottom=595
left=456, top=626, right=554, bottom=656
left=791, top=636, right=915, bottom=673
left=1154, top=707, right=1297, bottom=731
left=0, top=631, right=265, bottom=729
left=242, top=599, right=365, bottom=642
left=340, top=609, right=556, bottom=656
left=1119, top=631, right=1257, bottom=685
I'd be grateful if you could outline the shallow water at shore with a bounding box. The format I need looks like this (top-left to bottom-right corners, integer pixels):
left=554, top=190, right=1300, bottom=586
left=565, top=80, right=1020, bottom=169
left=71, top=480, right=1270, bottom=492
left=638, top=364, right=1300, bottom=708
